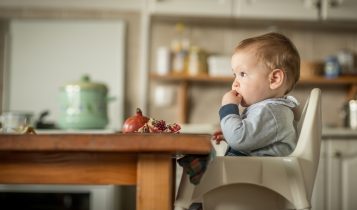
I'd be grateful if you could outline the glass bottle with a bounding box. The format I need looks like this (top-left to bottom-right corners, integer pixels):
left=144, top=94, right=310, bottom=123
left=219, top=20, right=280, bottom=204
left=171, top=23, right=190, bottom=75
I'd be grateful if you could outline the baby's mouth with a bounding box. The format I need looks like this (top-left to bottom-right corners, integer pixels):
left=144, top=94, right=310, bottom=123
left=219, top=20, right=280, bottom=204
left=235, top=91, right=240, bottom=97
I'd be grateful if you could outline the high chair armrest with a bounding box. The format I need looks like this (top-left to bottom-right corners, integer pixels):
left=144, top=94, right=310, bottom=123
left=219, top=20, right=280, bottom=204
left=211, top=141, right=228, bottom=156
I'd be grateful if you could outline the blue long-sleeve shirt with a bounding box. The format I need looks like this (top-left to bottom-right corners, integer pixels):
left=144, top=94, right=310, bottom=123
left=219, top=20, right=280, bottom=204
left=219, top=96, right=299, bottom=156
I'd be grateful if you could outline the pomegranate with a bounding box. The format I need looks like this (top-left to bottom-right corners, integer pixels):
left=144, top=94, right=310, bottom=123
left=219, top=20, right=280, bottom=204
left=137, top=118, right=181, bottom=133
left=122, top=108, right=149, bottom=133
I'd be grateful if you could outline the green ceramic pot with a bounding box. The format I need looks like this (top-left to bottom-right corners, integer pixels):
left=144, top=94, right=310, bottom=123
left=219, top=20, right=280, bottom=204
left=58, top=75, right=109, bottom=129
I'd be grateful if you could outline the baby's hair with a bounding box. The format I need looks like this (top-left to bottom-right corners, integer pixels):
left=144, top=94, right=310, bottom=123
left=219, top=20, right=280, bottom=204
left=235, top=32, right=300, bottom=93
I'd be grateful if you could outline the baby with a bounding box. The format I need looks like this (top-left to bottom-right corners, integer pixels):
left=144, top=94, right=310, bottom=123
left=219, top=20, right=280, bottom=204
left=178, top=32, right=300, bottom=210
left=214, top=32, right=300, bottom=157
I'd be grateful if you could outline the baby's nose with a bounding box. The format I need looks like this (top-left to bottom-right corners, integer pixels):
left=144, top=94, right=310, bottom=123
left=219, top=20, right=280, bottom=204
left=232, top=80, right=239, bottom=89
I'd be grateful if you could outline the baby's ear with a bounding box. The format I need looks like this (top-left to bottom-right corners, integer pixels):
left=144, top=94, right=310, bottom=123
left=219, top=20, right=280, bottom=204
left=269, top=69, right=285, bottom=90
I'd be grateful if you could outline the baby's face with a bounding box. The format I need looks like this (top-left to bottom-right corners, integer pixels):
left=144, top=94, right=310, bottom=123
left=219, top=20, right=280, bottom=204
left=231, top=49, right=273, bottom=107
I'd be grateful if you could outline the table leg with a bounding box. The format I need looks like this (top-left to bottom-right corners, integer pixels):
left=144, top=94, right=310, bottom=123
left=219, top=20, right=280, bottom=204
left=136, top=154, right=173, bottom=210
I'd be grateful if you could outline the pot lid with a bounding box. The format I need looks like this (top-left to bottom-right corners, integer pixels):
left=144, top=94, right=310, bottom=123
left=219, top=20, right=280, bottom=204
left=61, top=75, right=108, bottom=92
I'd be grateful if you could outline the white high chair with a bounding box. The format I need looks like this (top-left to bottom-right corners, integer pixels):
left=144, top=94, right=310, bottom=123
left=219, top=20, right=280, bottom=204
left=175, top=88, right=322, bottom=210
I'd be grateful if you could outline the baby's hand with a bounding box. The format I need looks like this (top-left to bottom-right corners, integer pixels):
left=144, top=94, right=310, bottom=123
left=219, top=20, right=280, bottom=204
left=212, top=129, right=225, bottom=145
left=221, top=90, right=242, bottom=106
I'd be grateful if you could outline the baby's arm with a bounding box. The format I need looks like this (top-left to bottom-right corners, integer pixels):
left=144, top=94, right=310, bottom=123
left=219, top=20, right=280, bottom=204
left=220, top=104, right=277, bottom=152
left=216, top=90, right=241, bottom=144
left=214, top=90, right=242, bottom=144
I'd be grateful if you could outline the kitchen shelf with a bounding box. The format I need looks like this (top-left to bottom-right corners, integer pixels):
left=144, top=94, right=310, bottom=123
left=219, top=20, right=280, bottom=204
left=150, top=73, right=233, bottom=83
left=151, top=73, right=357, bottom=85
left=298, top=76, right=357, bottom=85
left=151, top=73, right=357, bottom=123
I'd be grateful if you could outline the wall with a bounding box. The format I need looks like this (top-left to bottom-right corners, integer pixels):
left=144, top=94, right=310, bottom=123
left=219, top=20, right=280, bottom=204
left=0, top=8, right=142, bottom=122
left=6, top=19, right=126, bottom=128
left=149, top=19, right=357, bottom=127
left=0, top=20, right=8, bottom=112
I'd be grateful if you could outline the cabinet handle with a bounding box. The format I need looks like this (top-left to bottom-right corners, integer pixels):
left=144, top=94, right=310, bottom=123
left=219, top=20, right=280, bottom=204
left=304, top=0, right=320, bottom=9
left=329, top=0, right=343, bottom=8
left=334, top=151, right=342, bottom=158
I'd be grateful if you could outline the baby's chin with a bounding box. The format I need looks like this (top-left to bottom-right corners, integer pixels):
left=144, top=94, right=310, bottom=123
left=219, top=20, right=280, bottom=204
left=240, top=98, right=258, bottom=107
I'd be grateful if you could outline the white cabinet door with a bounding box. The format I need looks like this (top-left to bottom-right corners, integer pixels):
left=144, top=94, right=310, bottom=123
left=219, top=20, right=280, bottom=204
left=341, top=151, right=357, bottom=210
left=311, top=141, right=327, bottom=210
left=0, top=0, right=142, bottom=11
left=147, top=0, right=233, bottom=17
left=321, top=0, right=357, bottom=20
left=326, top=139, right=357, bottom=210
left=233, top=0, right=319, bottom=20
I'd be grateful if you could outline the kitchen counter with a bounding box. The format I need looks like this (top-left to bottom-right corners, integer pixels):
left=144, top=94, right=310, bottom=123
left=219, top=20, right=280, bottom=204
left=0, top=133, right=212, bottom=210
left=322, top=127, right=357, bottom=139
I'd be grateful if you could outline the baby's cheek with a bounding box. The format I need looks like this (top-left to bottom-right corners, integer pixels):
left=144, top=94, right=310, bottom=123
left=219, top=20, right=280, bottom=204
left=240, top=98, right=248, bottom=107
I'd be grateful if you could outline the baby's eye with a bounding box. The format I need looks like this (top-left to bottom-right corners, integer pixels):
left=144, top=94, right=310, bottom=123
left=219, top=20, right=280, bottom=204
left=239, top=72, right=247, bottom=77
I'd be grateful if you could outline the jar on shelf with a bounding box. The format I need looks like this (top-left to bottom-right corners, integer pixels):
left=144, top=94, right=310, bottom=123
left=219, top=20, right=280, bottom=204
left=155, top=46, right=171, bottom=75
left=170, top=23, right=190, bottom=75
left=349, top=99, right=357, bottom=129
left=187, top=46, right=207, bottom=76
left=324, top=56, right=340, bottom=78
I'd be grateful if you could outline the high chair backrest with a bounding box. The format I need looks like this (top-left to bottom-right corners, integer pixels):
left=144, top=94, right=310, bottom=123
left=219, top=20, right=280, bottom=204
left=290, top=88, right=322, bottom=201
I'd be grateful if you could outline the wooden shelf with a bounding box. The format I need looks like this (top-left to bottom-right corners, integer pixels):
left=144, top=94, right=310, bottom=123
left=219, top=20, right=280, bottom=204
left=150, top=73, right=232, bottom=83
left=299, top=76, right=357, bottom=85
left=151, top=73, right=357, bottom=85
left=150, top=73, right=357, bottom=123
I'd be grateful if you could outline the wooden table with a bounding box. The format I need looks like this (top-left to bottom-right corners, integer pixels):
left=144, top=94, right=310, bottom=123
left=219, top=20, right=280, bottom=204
left=0, top=133, right=212, bottom=210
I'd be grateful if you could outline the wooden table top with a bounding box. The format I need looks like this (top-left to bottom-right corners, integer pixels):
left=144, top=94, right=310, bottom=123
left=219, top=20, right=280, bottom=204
left=0, top=133, right=212, bottom=154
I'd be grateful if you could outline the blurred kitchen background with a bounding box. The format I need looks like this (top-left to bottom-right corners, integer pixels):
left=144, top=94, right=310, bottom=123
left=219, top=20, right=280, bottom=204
left=0, top=0, right=357, bottom=210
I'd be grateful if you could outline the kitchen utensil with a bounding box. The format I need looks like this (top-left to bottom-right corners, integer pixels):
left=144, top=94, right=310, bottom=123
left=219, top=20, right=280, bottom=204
left=58, top=75, right=112, bottom=129
left=0, top=111, right=33, bottom=133
left=35, top=110, right=56, bottom=129
left=349, top=100, right=357, bottom=130
left=337, top=49, right=356, bottom=75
